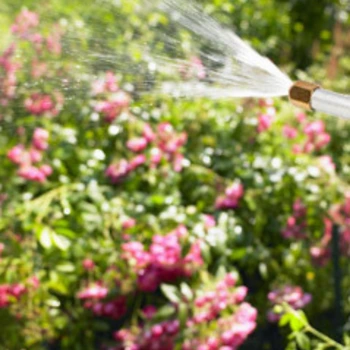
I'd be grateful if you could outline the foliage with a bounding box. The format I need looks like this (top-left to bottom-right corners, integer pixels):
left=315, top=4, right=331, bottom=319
left=0, top=1, right=349, bottom=350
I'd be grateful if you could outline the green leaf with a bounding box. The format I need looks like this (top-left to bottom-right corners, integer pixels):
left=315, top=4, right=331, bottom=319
left=279, top=313, right=291, bottom=327
left=296, top=310, right=308, bottom=325
left=295, top=332, right=310, bottom=350
left=56, top=263, right=75, bottom=272
left=153, top=305, right=175, bottom=320
left=52, top=233, right=71, bottom=250
left=290, top=313, right=304, bottom=332
left=178, top=302, right=187, bottom=329
left=38, top=227, right=53, bottom=249
left=180, top=282, right=193, bottom=301
left=161, top=284, right=180, bottom=303
left=259, top=262, right=268, bottom=278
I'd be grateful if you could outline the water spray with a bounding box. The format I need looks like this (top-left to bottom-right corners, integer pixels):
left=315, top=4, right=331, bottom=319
left=153, top=0, right=350, bottom=120
left=289, top=81, right=350, bottom=119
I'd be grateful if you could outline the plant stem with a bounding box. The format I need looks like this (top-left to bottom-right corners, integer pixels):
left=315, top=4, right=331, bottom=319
left=304, top=325, right=344, bottom=349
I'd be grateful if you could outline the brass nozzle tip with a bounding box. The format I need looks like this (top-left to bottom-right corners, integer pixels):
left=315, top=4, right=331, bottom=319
left=289, top=81, right=320, bottom=110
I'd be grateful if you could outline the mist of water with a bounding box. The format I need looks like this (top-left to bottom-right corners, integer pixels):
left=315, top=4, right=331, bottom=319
left=143, top=0, right=293, bottom=99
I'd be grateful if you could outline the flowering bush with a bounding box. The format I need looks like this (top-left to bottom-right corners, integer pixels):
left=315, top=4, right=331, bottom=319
left=0, top=3, right=350, bottom=350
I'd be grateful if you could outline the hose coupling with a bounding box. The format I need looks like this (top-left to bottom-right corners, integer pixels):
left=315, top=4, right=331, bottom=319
left=289, top=81, right=320, bottom=110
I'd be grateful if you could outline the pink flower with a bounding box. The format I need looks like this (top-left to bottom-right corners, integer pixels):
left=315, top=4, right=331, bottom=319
left=24, top=93, right=58, bottom=117
left=11, top=10, right=39, bottom=38
left=27, top=276, right=40, bottom=289
left=143, top=124, right=156, bottom=142
left=104, top=72, right=119, bottom=92
left=82, top=259, right=95, bottom=271
left=9, top=284, right=26, bottom=298
left=101, top=296, right=127, bottom=319
left=0, top=44, right=19, bottom=105
left=180, top=56, right=206, bottom=80
left=267, top=285, right=312, bottom=322
left=150, top=147, right=163, bottom=167
left=92, top=71, right=119, bottom=95
left=232, top=286, right=248, bottom=303
left=283, top=125, right=298, bottom=139
left=173, top=153, right=184, bottom=172
left=282, top=199, right=307, bottom=239
left=235, top=302, right=258, bottom=323
left=184, top=242, right=203, bottom=272
left=190, top=56, right=206, bottom=80
left=94, top=92, right=129, bottom=123
left=310, top=246, right=331, bottom=267
left=7, top=145, right=26, bottom=164
left=142, top=305, right=157, bottom=319
left=123, top=227, right=202, bottom=291
left=105, top=160, right=129, bottom=183
left=46, top=26, right=62, bottom=55
left=296, top=112, right=306, bottom=123
left=216, top=183, right=244, bottom=210
left=122, top=218, right=136, bottom=230
left=0, top=282, right=27, bottom=308
left=32, top=128, right=49, bottom=150
left=257, top=114, right=273, bottom=133
left=128, top=154, right=146, bottom=171
left=29, top=148, right=42, bottom=163
left=203, top=214, right=216, bottom=229
left=137, top=266, right=160, bottom=292
left=315, top=132, right=331, bottom=149
left=39, top=164, right=53, bottom=176
left=18, top=166, right=46, bottom=183
left=77, top=284, right=108, bottom=300
left=225, top=183, right=244, bottom=199
left=127, top=137, right=148, bottom=153
left=292, top=144, right=303, bottom=154
left=304, top=120, right=325, bottom=137
left=259, top=98, right=274, bottom=107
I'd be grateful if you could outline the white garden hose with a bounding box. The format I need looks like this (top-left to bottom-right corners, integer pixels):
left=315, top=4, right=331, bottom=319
left=289, top=81, right=350, bottom=119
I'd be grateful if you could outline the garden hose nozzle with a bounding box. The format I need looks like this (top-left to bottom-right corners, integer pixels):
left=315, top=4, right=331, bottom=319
left=289, top=81, right=350, bottom=119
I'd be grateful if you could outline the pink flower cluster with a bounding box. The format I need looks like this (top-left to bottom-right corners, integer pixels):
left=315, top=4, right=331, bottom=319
left=257, top=98, right=276, bottom=133
left=282, top=199, right=307, bottom=239
left=152, top=123, right=187, bottom=172
left=183, top=274, right=257, bottom=350
left=106, top=122, right=187, bottom=183
left=283, top=125, right=298, bottom=139
left=25, top=93, right=62, bottom=117
left=7, top=128, right=52, bottom=182
left=215, top=183, right=244, bottom=210
left=293, top=120, right=331, bottom=154
left=77, top=283, right=108, bottom=300
left=113, top=318, right=180, bottom=350
left=267, top=285, right=312, bottom=322
left=0, top=44, right=20, bottom=107
left=105, top=156, right=146, bottom=184
left=77, top=283, right=127, bottom=320
left=122, top=225, right=202, bottom=292
left=0, top=283, right=27, bottom=308
left=92, top=72, right=129, bottom=123
left=11, top=9, right=39, bottom=39
left=12, top=10, right=63, bottom=55
left=179, top=56, right=206, bottom=80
